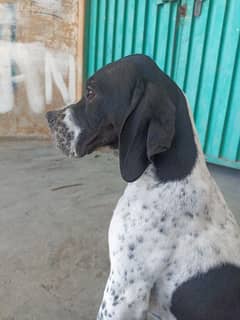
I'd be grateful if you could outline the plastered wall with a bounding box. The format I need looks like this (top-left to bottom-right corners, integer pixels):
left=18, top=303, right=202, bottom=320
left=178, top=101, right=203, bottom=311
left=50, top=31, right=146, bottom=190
left=0, top=0, right=84, bottom=137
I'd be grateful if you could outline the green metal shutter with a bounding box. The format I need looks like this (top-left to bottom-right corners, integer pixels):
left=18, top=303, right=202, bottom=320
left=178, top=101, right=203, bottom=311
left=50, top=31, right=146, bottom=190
left=85, top=0, right=178, bottom=76
left=84, top=0, right=240, bottom=169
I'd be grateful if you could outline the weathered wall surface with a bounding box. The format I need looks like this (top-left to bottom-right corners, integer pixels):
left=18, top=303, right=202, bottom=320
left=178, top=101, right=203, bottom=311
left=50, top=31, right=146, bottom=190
left=0, top=0, right=83, bottom=137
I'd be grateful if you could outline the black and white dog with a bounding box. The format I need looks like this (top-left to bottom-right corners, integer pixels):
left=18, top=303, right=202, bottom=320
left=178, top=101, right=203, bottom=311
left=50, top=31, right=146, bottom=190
left=46, top=55, right=240, bottom=320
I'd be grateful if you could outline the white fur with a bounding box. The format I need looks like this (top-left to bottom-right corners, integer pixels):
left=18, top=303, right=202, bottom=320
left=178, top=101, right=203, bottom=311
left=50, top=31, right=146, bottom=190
left=96, top=97, right=240, bottom=320
left=63, top=109, right=81, bottom=157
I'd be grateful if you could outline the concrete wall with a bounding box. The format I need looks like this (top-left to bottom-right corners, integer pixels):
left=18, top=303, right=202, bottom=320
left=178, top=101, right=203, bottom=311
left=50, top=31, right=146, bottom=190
left=0, top=0, right=84, bottom=137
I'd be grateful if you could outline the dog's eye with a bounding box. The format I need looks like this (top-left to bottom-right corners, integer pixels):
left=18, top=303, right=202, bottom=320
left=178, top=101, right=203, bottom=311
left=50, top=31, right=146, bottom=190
left=86, top=87, right=95, bottom=99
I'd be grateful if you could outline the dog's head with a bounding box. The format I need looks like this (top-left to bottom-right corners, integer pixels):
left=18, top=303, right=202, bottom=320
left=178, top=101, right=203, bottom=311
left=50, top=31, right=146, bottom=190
left=46, top=55, right=191, bottom=182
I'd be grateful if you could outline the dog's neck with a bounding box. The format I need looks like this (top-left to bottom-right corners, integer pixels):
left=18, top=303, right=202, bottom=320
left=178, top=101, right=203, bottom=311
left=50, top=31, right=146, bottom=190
left=153, top=93, right=198, bottom=182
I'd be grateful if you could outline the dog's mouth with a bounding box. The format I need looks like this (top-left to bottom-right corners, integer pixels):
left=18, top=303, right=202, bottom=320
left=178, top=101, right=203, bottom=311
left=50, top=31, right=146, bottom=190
left=75, top=124, right=119, bottom=157
left=47, top=109, right=118, bottom=158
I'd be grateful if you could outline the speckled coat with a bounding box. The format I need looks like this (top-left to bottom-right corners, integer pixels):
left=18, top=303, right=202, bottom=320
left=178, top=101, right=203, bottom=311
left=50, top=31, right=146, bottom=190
left=97, top=103, right=240, bottom=320
left=46, top=55, right=240, bottom=320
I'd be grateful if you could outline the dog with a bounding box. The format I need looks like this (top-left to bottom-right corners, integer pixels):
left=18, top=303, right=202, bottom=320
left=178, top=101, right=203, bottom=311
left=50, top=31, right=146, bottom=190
left=46, top=55, right=240, bottom=320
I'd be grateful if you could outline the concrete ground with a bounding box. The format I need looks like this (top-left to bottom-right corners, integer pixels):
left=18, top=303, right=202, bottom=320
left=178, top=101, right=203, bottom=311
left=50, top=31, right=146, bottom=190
left=0, top=139, right=239, bottom=320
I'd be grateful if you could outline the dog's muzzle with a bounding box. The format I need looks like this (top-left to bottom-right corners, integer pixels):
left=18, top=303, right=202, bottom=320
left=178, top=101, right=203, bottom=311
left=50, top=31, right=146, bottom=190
left=46, top=109, right=80, bottom=157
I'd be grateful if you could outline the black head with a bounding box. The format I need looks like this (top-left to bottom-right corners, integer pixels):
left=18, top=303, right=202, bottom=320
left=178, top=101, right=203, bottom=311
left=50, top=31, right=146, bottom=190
left=46, top=54, right=197, bottom=182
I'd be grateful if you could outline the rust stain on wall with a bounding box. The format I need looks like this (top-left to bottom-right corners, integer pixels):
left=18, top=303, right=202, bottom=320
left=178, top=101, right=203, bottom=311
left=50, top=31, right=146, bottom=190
left=0, top=0, right=83, bottom=137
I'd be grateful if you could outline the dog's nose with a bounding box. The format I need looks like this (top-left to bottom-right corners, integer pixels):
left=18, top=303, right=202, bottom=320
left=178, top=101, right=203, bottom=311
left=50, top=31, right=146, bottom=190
left=46, top=111, right=57, bottom=128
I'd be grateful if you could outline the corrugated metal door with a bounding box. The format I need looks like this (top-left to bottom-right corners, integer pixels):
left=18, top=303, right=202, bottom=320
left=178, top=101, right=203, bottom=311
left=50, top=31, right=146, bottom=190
left=173, top=0, right=240, bottom=169
left=84, top=0, right=240, bottom=169
left=85, top=0, right=179, bottom=76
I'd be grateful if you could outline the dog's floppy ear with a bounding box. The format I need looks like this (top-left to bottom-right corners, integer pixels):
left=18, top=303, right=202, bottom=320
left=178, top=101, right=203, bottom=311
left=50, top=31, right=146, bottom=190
left=146, top=96, right=176, bottom=160
left=119, top=80, right=176, bottom=182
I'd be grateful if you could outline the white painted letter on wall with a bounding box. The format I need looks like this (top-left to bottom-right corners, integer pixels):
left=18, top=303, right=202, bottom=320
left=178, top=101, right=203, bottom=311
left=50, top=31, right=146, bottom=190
left=0, top=42, right=76, bottom=114
left=45, top=50, right=76, bottom=106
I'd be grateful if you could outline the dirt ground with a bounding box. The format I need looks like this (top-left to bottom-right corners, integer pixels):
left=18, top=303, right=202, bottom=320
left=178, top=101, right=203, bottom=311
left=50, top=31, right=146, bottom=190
left=0, top=139, right=239, bottom=320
